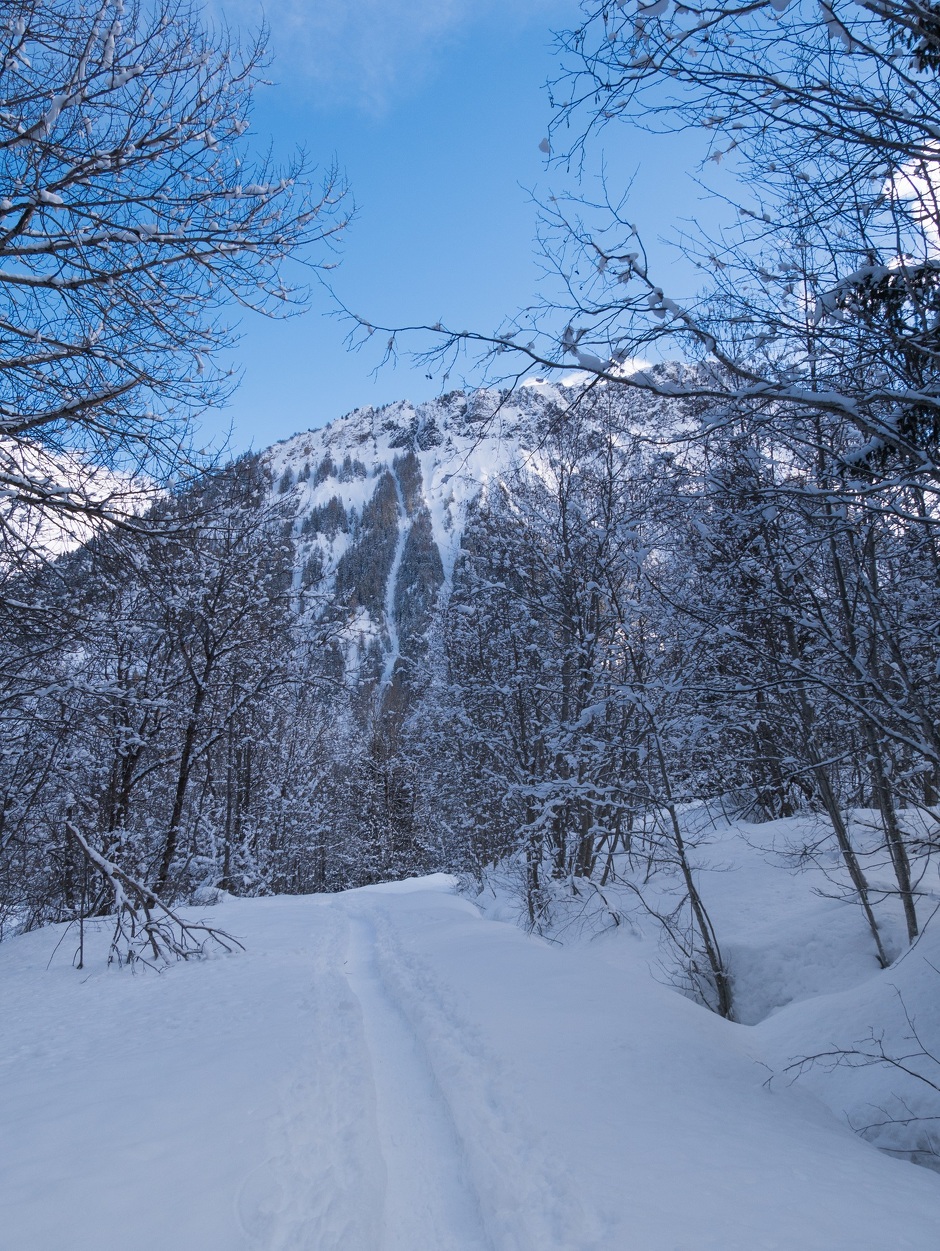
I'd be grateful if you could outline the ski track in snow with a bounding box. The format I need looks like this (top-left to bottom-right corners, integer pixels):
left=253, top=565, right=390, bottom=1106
left=5, top=877, right=940, bottom=1250
left=342, top=904, right=493, bottom=1251
left=243, top=896, right=596, bottom=1251
left=359, top=902, right=607, bottom=1251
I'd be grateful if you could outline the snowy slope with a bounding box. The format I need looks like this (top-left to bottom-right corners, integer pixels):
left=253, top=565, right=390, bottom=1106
left=261, top=385, right=577, bottom=693
left=266, top=386, right=562, bottom=576
left=3, top=870, right=940, bottom=1251
left=479, top=805, right=940, bottom=1176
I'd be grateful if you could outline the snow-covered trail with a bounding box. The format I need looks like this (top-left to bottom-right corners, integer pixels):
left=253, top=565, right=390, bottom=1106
left=2, top=876, right=940, bottom=1251
left=343, top=906, right=491, bottom=1251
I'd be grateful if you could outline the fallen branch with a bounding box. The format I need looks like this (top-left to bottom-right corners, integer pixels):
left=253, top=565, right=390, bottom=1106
left=65, top=822, right=243, bottom=968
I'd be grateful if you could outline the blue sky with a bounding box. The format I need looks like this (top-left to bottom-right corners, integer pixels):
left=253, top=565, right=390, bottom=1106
left=202, top=1, right=721, bottom=455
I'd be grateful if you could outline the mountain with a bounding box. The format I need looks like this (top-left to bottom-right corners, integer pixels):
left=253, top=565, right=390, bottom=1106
left=262, top=383, right=575, bottom=709
left=8, top=380, right=940, bottom=1206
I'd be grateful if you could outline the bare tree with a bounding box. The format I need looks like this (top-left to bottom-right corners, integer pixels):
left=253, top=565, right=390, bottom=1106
left=350, top=1, right=939, bottom=502
left=0, top=0, right=348, bottom=574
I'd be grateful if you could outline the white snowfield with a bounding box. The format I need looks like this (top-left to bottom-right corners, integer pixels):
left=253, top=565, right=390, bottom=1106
left=3, top=876, right=940, bottom=1251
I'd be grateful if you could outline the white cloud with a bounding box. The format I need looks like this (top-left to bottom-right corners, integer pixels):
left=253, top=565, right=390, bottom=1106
left=889, top=151, right=940, bottom=256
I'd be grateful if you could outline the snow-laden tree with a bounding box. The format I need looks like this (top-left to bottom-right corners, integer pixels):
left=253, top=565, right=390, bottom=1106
left=679, top=422, right=940, bottom=954
left=0, top=455, right=313, bottom=953
left=414, top=394, right=733, bottom=1012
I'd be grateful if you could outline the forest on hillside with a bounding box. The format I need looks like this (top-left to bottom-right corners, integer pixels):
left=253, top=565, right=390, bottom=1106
left=3, top=0, right=940, bottom=1172
left=5, top=373, right=940, bottom=1026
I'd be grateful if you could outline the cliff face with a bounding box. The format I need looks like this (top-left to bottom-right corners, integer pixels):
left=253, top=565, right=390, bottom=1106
left=263, top=385, right=571, bottom=708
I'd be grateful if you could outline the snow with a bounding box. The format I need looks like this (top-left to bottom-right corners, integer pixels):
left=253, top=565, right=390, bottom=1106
left=266, top=387, right=580, bottom=625
left=691, top=812, right=899, bottom=1025
left=3, top=840, right=940, bottom=1250
left=379, top=469, right=410, bottom=693
left=0, top=436, right=156, bottom=559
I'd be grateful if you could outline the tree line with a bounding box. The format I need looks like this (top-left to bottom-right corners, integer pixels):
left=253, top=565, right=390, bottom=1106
left=7, top=379, right=938, bottom=1012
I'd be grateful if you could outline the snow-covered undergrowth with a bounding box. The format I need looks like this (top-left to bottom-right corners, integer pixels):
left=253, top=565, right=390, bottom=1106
left=2, top=816, right=940, bottom=1250
left=475, top=807, right=940, bottom=1173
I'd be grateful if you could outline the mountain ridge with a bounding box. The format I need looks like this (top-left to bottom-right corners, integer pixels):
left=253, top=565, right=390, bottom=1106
left=261, top=383, right=578, bottom=702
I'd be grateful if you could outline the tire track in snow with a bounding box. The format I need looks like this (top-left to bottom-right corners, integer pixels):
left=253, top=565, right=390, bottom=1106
left=342, top=906, right=493, bottom=1251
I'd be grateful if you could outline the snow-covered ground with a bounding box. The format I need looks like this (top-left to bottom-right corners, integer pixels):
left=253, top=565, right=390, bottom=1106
left=3, top=837, right=940, bottom=1250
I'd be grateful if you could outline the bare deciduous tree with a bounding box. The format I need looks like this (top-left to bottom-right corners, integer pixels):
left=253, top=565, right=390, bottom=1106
left=0, top=0, right=348, bottom=574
